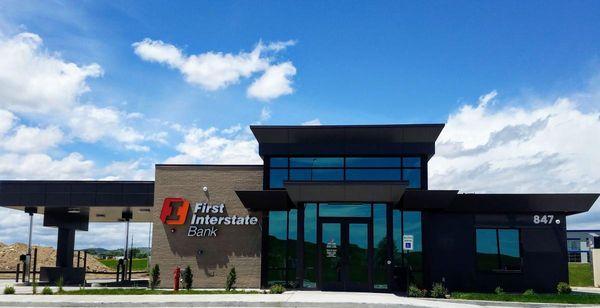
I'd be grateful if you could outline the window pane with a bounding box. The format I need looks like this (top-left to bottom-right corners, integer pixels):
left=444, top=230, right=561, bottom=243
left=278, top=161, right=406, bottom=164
left=346, top=169, right=401, bottom=181
left=348, top=223, right=369, bottom=284
left=319, top=203, right=371, bottom=217
left=287, top=209, right=298, bottom=270
left=270, top=157, right=288, bottom=168
left=403, top=168, right=421, bottom=189
left=267, top=269, right=286, bottom=287
left=392, top=210, right=402, bottom=265
left=290, top=169, right=343, bottom=181
left=403, top=211, right=422, bottom=271
left=476, top=229, right=499, bottom=271
left=373, top=203, right=388, bottom=289
left=403, top=157, right=421, bottom=168
left=346, top=157, right=401, bottom=168
left=290, top=157, right=343, bottom=168
left=269, top=169, right=288, bottom=189
left=499, top=229, right=520, bottom=270
left=268, top=211, right=288, bottom=269
left=303, top=203, right=317, bottom=288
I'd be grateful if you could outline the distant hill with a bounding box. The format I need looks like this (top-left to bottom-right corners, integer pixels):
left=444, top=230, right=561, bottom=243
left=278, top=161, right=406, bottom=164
left=83, top=247, right=150, bottom=258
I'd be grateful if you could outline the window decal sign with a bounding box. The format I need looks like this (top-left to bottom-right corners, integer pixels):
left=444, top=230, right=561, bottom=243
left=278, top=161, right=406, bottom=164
left=403, top=235, right=414, bottom=251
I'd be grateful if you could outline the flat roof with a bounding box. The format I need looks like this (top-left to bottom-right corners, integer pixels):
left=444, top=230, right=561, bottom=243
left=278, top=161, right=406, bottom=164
left=250, top=124, right=445, bottom=144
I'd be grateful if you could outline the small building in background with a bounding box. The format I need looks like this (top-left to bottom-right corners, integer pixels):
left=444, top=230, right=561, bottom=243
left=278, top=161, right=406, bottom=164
left=567, top=230, right=600, bottom=263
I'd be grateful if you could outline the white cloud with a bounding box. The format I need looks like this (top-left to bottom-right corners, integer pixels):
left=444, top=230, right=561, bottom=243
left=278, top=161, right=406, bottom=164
left=0, top=32, right=102, bottom=114
left=68, top=104, right=145, bottom=146
left=1, top=125, right=63, bottom=153
left=0, top=152, right=94, bottom=180
left=302, top=118, right=322, bottom=125
left=260, top=106, right=272, bottom=121
left=0, top=32, right=153, bottom=152
left=165, top=126, right=261, bottom=164
left=133, top=38, right=296, bottom=100
left=247, top=62, right=296, bottom=101
left=429, top=90, right=600, bottom=229
left=0, top=109, right=16, bottom=135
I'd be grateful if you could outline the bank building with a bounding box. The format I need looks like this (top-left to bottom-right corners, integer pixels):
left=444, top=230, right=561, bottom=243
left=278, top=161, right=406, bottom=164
left=1, top=124, right=597, bottom=292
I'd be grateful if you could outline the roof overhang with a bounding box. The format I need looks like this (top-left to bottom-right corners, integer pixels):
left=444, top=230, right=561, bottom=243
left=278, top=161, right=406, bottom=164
left=284, top=181, right=408, bottom=204
left=235, top=190, right=295, bottom=211
left=251, top=124, right=445, bottom=160
left=398, top=190, right=459, bottom=210
left=0, top=181, right=154, bottom=222
left=449, top=193, right=600, bottom=215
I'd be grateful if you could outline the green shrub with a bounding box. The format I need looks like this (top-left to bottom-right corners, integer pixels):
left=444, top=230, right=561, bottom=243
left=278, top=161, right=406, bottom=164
left=149, top=264, right=160, bottom=290
left=225, top=267, right=236, bottom=291
left=3, top=285, right=15, bottom=294
left=557, top=282, right=571, bottom=294
left=407, top=284, right=427, bottom=297
left=494, top=286, right=504, bottom=295
left=522, top=289, right=535, bottom=296
left=56, top=276, right=64, bottom=293
left=269, top=284, right=286, bottom=294
left=182, top=265, right=193, bottom=291
left=41, top=286, right=53, bottom=295
left=430, top=282, right=448, bottom=298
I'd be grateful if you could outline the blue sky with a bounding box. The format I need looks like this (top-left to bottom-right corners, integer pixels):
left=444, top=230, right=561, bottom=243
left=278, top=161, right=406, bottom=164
left=0, top=1, right=599, bottom=248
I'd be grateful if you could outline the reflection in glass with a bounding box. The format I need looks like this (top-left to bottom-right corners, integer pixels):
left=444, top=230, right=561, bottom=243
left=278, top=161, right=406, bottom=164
left=287, top=209, right=298, bottom=286
left=290, top=157, right=343, bottom=168
left=476, top=229, right=499, bottom=271
left=321, top=223, right=342, bottom=285
left=303, top=204, right=317, bottom=288
left=346, top=157, right=401, bottom=168
left=270, top=157, right=288, bottom=168
left=403, top=168, right=421, bottom=189
left=403, top=211, right=422, bottom=271
left=348, top=223, right=369, bottom=284
left=499, top=229, right=520, bottom=270
left=403, top=157, right=421, bottom=168
left=319, top=203, right=371, bottom=217
left=345, top=169, right=401, bottom=181
left=373, top=204, right=388, bottom=289
left=268, top=211, right=288, bottom=286
left=290, top=169, right=343, bottom=181
left=269, top=169, right=288, bottom=189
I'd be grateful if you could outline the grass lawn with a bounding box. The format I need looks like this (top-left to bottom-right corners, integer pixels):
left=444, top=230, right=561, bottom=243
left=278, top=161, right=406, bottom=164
left=451, top=292, right=600, bottom=304
left=99, top=258, right=148, bottom=271
left=59, top=288, right=260, bottom=295
left=569, top=262, right=594, bottom=287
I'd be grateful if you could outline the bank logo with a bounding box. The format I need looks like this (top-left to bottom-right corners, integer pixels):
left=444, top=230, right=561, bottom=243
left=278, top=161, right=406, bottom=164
left=160, top=198, right=190, bottom=225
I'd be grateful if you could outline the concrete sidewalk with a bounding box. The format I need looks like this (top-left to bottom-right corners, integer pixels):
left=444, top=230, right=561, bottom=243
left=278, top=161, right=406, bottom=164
left=0, top=291, right=597, bottom=308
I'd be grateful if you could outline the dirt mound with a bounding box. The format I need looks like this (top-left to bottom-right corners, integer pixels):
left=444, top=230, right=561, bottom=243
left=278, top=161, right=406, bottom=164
left=0, top=242, right=112, bottom=272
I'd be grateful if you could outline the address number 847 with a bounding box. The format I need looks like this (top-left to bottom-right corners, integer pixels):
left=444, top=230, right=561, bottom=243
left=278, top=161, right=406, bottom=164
left=533, top=215, right=560, bottom=225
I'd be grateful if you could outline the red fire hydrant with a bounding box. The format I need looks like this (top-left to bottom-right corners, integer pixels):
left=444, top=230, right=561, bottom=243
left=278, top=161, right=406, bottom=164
left=173, top=266, right=181, bottom=291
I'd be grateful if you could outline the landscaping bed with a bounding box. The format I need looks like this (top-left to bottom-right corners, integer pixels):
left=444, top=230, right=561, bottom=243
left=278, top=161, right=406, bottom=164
left=58, top=288, right=261, bottom=295
left=451, top=292, right=600, bottom=305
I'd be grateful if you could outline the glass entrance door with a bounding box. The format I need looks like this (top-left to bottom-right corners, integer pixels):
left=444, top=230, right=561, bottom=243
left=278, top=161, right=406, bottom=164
left=319, top=218, right=371, bottom=291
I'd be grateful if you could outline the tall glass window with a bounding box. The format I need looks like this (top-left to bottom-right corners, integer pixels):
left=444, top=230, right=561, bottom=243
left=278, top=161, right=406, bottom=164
left=373, top=204, right=388, bottom=289
left=393, top=210, right=423, bottom=286
left=476, top=228, right=521, bottom=271
left=303, top=203, right=317, bottom=288
left=267, top=209, right=298, bottom=287
left=268, top=156, right=423, bottom=189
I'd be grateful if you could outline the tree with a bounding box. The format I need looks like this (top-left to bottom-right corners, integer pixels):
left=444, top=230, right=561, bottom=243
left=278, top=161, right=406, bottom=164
left=150, top=264, right=160, bottom=290
left=182, top=265, right=193, bottom=290
left=226, top=267, right=237, bottom=291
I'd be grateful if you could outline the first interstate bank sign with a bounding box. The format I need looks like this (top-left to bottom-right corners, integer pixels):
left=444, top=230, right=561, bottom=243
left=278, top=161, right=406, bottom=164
left=160, top=197, right=258, bottom=237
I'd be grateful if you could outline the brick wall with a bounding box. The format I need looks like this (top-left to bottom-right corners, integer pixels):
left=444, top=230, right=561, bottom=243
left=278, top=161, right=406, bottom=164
left=151, top=165, right=263, bottom=289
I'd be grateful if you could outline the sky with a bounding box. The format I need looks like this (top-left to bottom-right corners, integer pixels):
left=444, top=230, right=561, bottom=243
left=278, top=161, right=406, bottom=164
left=0, top=1, right=599, bottom=249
